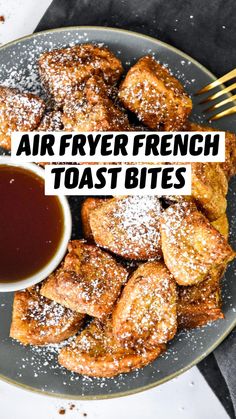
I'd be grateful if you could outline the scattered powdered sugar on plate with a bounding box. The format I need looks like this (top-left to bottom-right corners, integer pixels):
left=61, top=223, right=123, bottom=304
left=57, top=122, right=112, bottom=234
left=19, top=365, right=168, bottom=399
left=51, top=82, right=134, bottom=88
left=0, top=32, right=92, bottom=97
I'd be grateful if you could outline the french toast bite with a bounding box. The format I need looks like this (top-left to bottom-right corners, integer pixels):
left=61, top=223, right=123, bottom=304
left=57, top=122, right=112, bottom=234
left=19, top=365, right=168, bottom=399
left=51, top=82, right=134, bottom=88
left=178, top=265, right=225, bottom=305
left=10, top=286, right=85, bottom=345
left=81, top=197, right=106, bottom=241
left=184, top=121, right=236, bottom=179
left=177, top=288, right=223, bottom=329
left=89, top=195, right=163, bottom=260
left=163, top=162, right=228, bottom=221
left=58, top=318, right=165, bottom=377
left=211, top=213, right=229, bottom=239
left=38, top=44, right=123, bottom=107
left=0, top=86, right=45, bottom=150
left=119, top=56, right=192, bottom=130
left=112, top=261, right=177, bottom=348
left=160, top=201, right=235, bottom=286
left=62, top=76, right=130, bottom=131
left=177, top=266, right=224, bottom=330
left=40, top=240, right=128, bottom=318
left=191, top=162, right=228, bottom=221
left=177, top=248, right=226, bottom=330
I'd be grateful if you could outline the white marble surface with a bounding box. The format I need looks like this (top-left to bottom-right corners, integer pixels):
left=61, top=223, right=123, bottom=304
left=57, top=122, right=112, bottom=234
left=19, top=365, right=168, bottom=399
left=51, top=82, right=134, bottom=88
left=0, top=368, right=229, bottom=419
left=0, top=0, right=52, bottom=45
left=0, top=1, right=229, bottom=418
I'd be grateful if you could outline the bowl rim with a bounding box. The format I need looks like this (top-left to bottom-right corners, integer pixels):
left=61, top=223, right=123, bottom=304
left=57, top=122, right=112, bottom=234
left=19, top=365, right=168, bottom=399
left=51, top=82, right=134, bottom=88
left=0, top=156, right=72, bottom=292
left=0, top=25, right=235, bottom=400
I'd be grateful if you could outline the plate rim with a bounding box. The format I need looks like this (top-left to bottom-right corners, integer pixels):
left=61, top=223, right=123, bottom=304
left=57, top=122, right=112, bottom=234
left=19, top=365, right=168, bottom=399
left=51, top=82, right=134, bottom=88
left=0, top=25, right=220, bottom=83
left=0, top=25, right=235, bottom=400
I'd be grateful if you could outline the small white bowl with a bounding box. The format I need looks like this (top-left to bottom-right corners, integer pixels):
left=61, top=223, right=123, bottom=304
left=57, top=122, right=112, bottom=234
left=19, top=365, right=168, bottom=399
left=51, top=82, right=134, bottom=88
left=0, top=157, right=72, bottom=292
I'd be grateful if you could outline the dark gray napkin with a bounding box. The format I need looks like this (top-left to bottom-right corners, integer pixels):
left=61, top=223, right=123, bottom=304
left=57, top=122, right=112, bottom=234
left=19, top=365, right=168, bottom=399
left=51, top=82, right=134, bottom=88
left=36, top=1, right=236, bottom=417
left=36, top=0, right=236, bottom=76
left=215, top=330, right=236, bottom=413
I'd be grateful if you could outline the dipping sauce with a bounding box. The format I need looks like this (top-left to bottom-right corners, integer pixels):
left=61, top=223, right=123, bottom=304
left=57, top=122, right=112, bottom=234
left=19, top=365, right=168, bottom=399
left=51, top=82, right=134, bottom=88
left=0, top=165, right=64, bottom=282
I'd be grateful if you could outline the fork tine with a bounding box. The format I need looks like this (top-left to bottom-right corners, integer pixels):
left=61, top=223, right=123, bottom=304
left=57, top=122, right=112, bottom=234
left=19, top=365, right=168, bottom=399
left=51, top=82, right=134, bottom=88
left=205, top=93, right=236, bottom=113
left=195, top=69, right=236, bottom=95
left=199, top=82, right=236, bottom=104
left=209, top=105, right=236, bottom=121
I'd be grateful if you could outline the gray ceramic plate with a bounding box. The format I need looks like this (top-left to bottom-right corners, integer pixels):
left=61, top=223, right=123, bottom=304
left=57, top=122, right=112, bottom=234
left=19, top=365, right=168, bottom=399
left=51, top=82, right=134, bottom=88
left=0, top=27, right=236, bottom=400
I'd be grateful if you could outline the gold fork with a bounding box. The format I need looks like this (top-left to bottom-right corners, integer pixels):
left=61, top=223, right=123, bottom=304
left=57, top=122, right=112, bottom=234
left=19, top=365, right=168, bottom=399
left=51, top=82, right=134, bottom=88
left=195, top=68, right=236, bottom=121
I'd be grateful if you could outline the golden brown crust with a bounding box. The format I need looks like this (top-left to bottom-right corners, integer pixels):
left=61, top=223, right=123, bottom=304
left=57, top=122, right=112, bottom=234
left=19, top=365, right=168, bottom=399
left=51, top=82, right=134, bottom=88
left=191, top=162, right=228, bottom=221
left=81, top=197, right=106, bottom=241
left=62, top=76, right=130, bottom=131
left=177, top=288, right=224, bottom=329
left=211, top=213, right=229, bottom=239
left=58, top=318, right=165, bottom=377
left=0, top=86, right=45, bottom=150
left=165, top=162, right=228, bottom=222
left=40, top=240, right=128, bottom=318
left=162, top=162, right=228, bottom=222
left=177, top=263, right=225, bottom=329
left=160, top=201, right=235, bottom=286
left=119, top=56, right=192, bottom=130
left=178, top=265, right=225, bottom=304
left=112, top=261, right=177, bottom=348
left=38, top=44, right=123, bottom=107
left=89, top=195, right=163, bottom=260
left=177, top=242, right=226, bottom=329
left=184, top=121, right=236, bottom=179
left=10, top=286, right=85, bottom=345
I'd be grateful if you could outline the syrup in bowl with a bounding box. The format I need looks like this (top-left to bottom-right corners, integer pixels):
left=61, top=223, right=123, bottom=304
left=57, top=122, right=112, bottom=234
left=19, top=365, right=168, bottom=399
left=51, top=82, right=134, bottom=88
left=0, top=160, right=71, bottom=291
